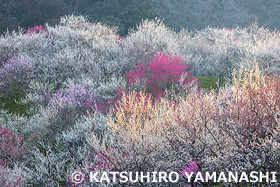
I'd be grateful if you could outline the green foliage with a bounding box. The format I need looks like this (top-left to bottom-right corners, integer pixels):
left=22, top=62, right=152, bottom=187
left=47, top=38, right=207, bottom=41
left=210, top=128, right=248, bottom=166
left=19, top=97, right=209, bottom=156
left=2, top=0, right=280, bottom=36
left=196, top=76, right=226, bottom=90
left=2, top=99, right=29, bottom=116
left=84, top=0, right=156, bottom=35
left=0, top=0, right=68, bottom=34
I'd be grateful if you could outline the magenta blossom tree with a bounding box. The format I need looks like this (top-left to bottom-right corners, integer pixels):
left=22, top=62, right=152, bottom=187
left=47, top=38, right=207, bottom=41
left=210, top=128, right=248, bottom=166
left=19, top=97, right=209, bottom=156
left=126, top=52, right=197, bottom=97
left=0, top=126, right=25, bottom=167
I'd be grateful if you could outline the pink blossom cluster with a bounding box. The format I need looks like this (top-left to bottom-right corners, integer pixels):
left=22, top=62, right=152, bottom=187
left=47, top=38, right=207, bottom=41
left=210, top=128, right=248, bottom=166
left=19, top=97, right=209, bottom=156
left=26, top=25, right=48, bottom=36
left=0, top=126, right=25, bottom=167
left=179, top=161, right=205, bottom=186
left=0, top=126, right=24, bottom=186
left=126, top=52, right=197, bottom=97
left=85, top=89, right=123, bottom=114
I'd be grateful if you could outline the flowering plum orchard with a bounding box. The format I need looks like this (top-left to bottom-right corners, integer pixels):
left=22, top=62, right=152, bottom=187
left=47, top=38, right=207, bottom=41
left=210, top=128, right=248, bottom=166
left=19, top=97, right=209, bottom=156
left=0, top=15, right=280, bottom=186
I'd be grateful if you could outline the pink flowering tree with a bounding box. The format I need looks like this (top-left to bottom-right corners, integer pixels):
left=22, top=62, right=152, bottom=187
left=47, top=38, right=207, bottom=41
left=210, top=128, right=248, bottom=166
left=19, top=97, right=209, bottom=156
left=0, top=126, right=25, bottom=168
left=26, top=25, right=48, bottom=36
left=126, top=52, right=198, bottom=98
left=179, top=160, right=206, bottom=186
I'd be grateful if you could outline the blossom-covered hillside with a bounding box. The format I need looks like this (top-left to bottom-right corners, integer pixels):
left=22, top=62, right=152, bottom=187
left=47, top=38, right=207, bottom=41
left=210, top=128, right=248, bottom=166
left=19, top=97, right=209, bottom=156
left=0, top=15, right=280, bottom=186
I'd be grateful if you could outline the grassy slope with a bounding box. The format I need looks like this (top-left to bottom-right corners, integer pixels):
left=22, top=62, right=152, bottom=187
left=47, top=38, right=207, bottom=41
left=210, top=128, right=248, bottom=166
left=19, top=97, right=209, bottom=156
left=2, top=99, right=28, bottom=116
left=195, top=76, right=226, bottom=90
